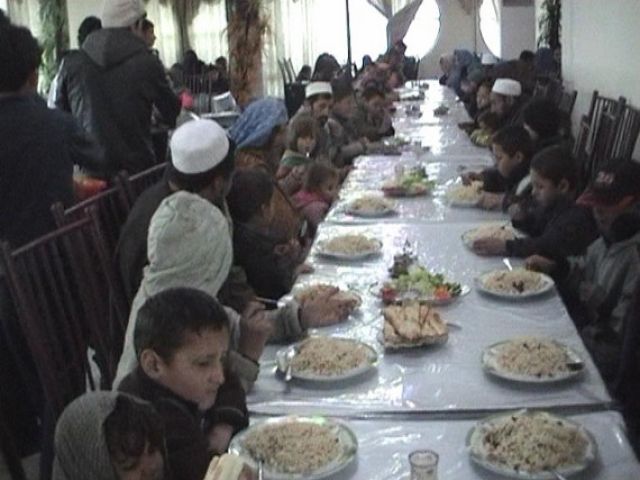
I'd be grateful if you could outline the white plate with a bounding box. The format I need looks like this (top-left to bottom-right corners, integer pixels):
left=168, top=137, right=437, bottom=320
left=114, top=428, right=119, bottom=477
left=475, top=269, right=555, bottom=300
left=276, top=337, right=378, bottom=382
left=376, top=330, right=449, bottom=350
left=229, top=416, right=358, bottom=480
left=467, top=410, right=597, bottom=479
left=372, top=282, right=471, bottom=306
left=461, top=223, right=524, bottom=249
left=481, top=339, right=585, bottom=383
left=344, top=205, right=396, bottom=218
left=277, top=282, right=362, bottom=313
left=316, top=238, right=382, bottom=261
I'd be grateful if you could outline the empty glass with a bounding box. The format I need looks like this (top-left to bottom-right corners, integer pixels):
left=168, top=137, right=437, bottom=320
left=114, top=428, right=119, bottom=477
left=409, top=450, right=438, bottom=480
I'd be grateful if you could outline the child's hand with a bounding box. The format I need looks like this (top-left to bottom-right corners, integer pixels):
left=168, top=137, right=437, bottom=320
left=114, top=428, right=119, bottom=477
left=525, top=255, right=556, bottom=274
left=477, top=192, right=504, bottom=210
left=299, top=288, right=354, bottom=328
left=508, top=203, right=525, bottom=221
left=461, top=171, right=482, bottom=185
left=472, top=237, right=507, bottom=256
left=207, top=423, right=234, bottom=454
left=238, top=302, right=271, bottom=362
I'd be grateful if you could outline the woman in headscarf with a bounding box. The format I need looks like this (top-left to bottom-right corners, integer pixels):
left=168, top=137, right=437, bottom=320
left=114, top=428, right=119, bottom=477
left=229, top=98, right=304, bottom=245
left=53, top=392, right=166, bottom=480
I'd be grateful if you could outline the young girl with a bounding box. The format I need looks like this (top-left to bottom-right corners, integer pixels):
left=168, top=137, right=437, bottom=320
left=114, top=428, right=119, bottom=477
left=472, top=145, right=598, bottom=258
left=276, top=114, right=317, bottom=195
left=293, top=163, right=340, bottom=235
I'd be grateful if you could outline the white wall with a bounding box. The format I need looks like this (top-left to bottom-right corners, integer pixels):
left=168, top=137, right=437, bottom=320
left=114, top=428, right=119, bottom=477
left=500, top=2, right=535, bottom=59
left=562, top=0, right=640, bottom=156
left=66, top=0, right=102, bottom=48
left=418, top=0, right=491, bottom=79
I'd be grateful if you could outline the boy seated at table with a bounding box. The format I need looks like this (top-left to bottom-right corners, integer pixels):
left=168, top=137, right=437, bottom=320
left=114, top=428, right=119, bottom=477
left=472, top=145, right=598, bottom=258
left=293, top=162, right=340, bottom=236
left=526, top=159, right=640, bottom=382
left=522, top=98, right=565, bottom=154
left=228, top=168, right=305, bottom=301
left=461, top=125, right=533, bottom=210
left=119, top=287, right=249, bottom=480
left=352, top=84, right=395, bottom=142
left=276, top=113, right=317, bottom=196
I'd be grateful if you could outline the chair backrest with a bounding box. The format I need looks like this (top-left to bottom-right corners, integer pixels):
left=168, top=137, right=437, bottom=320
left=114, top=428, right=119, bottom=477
left=610, top=104, right=640, bottom=160
left=277, top=59, right=288, bottom=85
left=51, top=182, right=131, bottom=258
left=588, top=111, right=619, bottom=176
left=0, top=210, right=126, bottom=411
left=558, top=89, right=578, bottom=116
left=117, top=162, right=168, bottom=206
left=286, top=58, right=296, bottom=83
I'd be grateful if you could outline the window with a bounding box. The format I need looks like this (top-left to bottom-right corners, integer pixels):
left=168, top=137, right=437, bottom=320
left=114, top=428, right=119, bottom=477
left=190, top=2, right=229, bottom=65
left=480, top=0, right=501, bottom=57
left=402, top=0, right=440, bottom=59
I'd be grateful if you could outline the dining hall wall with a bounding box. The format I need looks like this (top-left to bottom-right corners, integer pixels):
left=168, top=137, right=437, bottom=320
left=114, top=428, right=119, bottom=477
left=562, top=0, right=640, bottom=157
left=417, top=0, right=491, bottom=79
left=66, top=0, right=102, bottom=48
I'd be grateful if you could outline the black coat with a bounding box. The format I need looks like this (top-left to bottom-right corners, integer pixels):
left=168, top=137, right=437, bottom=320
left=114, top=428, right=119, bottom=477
left=507, top=197, right=598, bottom=259
left=0, top=95, right=102, bottom=248
left=119, top=367, right=249, bottom=480
left=55, top=29, right=180, bottom=177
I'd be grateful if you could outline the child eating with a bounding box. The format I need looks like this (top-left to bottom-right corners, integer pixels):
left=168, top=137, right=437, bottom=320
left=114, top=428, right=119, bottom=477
left=292, top=163, right=340, bottom=235
left=277, top=114, right=317, bottom=195
left=119, top=287, right=248, bottom=480
left=472, top=145, right=598, bottom=257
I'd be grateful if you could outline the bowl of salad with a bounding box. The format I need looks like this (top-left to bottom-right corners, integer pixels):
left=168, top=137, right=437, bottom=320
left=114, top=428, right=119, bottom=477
left=381, top=166, right=435, bottom=197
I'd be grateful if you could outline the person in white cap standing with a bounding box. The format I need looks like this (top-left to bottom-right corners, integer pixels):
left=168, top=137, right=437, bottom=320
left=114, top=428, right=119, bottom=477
left=54, top=0, right=180, bottom=178
left=490, top=78, right=527, bottom=128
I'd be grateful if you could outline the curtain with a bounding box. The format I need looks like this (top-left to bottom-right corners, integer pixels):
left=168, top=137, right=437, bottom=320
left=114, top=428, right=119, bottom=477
left=145, top=0, right=181, bottom=67
left=6, top=0, right=42, bottom=37
left=188, top=1, right=228, bottom=64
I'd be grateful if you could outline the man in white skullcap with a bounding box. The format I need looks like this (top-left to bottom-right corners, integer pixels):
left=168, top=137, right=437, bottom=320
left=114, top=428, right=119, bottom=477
left=54, top=0, right=180, bottom=178
left=116, top=119, right=235, bottom=299
left=490, top=78, right=527, bottom=128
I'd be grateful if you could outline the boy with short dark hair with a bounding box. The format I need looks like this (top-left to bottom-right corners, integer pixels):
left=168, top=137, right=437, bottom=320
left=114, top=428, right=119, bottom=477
left=119, top=287, right=248, bottom=480
left=462, top=125, right=533, bottom=210
left=353, top=84, right=395, bottom=142
left=472, top=145, right=597, bottom=258
left=527, top=159, right=640, bottom=381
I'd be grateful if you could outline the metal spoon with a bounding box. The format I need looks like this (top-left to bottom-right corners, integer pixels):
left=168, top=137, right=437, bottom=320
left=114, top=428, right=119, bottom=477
left=257, top=459, right=264, bottom=480
left=502, top=257, right=514, bottom=271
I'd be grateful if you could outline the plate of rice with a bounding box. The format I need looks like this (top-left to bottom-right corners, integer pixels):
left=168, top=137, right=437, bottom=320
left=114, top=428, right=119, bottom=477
left=446, top=181, right=484, bottom=207
left=276, top=336, right=377, bottom=382
left=230, top=416, right=358, bottom=479
left=316, top=234, right=382, bottom=260
left=475, top=268, right=554, bottom=299
left=345, top=196, right=396, bottom=218
left=462, top=222, right=524, bottom=249
left=467, top=410, right=596, bottom=479
left=482, top=336, right=585, bottom=383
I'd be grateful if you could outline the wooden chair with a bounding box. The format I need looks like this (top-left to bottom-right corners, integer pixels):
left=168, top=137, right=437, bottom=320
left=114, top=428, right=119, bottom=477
left=558, top=89, right=578, bottom=116
left=1, top=211, right=129, bottom=475
left=610, top=104, right=640, bottom=160
left=117, top=162, right=168, bottom=206
left=51, top=182, right=131, bottom=259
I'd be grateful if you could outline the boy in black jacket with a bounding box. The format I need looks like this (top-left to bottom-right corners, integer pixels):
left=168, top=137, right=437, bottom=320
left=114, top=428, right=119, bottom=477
left=472, top=146, right=598, bottom=258
left=119, top=288, right=249, bottom=480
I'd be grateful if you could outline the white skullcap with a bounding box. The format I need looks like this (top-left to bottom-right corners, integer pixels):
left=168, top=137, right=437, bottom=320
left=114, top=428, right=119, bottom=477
left=101, top=0, right=145, bottom=28
left=146, top=191, right=232, bottom=297
left=305, top=81, right=332, bottom=99
left=170, top=119, right=230, bottom=174
left=492, top=78, right=522, bottom=97
left=481, top=53, right=498, bottom=65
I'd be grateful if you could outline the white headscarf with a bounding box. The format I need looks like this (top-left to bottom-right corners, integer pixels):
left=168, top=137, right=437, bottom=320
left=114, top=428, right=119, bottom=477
left=114, top=191, right=232, bottom=386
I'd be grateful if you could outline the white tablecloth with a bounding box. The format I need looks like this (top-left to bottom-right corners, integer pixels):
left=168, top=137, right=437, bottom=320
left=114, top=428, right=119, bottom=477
left=260, top=411, right=637, bottom=479
left=248, top=222, right=611, bottom=415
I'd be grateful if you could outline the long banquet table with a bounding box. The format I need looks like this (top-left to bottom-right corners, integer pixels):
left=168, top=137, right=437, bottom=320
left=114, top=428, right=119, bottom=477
left=245, top=81, right=640, bottom=478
